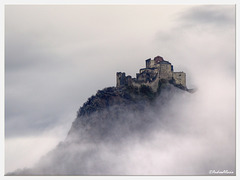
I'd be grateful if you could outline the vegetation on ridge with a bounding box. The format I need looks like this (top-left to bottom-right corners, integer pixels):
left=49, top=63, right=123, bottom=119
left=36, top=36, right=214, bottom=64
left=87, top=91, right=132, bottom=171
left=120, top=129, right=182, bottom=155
left=77, top=79, right=188, bottom=118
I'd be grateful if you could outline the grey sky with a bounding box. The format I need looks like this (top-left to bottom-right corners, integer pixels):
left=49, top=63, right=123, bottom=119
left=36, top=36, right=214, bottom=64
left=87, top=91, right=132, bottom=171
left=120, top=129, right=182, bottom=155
left=5, top=5, right=235, bottom=173
left=181, top=5, right=235, bottom=27
left=5, top=5, right=190, bottom=137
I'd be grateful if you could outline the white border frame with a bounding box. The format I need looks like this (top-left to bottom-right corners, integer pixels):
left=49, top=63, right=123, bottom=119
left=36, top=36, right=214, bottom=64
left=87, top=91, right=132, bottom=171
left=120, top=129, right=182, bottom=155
left=0, top=1, right=239, bottom=180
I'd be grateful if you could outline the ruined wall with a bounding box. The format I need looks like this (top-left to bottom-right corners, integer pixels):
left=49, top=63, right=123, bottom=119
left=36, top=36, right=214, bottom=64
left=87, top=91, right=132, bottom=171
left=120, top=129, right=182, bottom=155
left=173, top=72, right=186, bottom=87
left=159, top=64, right=173, bottom=80
left=139, top=68, right=146, bottom=74
left=116, top=72, right=126, bottom=87
left=132, top=76, right=160, bottom=92
left=126, top=75, right=132, bottom=86
left=116, top=56, right=187, bottom=91
left=146, top=59, right=155, bottom=68
left=137, top=68, right=158, bottom=83
left=146, top=59, right=151, bottom=68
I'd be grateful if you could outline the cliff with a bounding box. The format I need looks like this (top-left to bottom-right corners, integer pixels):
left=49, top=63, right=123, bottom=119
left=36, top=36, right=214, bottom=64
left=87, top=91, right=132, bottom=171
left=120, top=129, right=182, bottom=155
left=66, top=80, right=190, bottom=143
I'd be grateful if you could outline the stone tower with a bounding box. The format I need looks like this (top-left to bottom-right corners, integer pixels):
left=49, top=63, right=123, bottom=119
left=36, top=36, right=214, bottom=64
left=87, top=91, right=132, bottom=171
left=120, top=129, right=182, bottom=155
left=116, top=72, right=126, bottom=87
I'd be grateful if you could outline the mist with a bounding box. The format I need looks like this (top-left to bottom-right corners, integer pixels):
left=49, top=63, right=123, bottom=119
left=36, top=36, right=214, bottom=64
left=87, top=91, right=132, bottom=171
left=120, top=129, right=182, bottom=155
left=9, top=68, right=235, bottom=175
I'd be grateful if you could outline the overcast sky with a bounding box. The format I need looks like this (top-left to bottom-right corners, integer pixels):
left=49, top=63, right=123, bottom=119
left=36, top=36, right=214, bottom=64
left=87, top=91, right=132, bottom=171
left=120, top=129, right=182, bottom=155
left=5, top=5, right=235, bottom=173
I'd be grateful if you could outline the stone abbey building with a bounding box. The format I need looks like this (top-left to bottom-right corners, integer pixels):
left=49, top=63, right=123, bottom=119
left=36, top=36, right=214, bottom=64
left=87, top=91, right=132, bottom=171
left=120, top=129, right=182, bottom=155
left=116, top=56, right=186, bottom=92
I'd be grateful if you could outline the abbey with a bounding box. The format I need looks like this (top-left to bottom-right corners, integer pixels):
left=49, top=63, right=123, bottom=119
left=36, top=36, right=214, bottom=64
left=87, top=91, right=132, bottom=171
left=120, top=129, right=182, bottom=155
left=116, top=56, right=186, bottom=92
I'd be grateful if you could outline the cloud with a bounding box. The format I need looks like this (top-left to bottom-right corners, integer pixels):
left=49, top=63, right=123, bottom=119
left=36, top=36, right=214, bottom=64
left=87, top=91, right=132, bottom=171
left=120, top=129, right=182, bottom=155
left=5, top=119, right=71, bottom=173
left=154, top=5, right=235, bottom=88
left=7, top=79, right=235, bottom=175
left=179, top=5, right=235, bottom=28
left=5, top=5, right=188, bottom=138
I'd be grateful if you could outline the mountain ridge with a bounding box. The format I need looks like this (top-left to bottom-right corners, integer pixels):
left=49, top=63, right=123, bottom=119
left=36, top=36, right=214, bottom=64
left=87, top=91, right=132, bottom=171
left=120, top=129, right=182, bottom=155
left=66, top=81, right=190, bottom=143
left=7, top=56, right=194, bottom=175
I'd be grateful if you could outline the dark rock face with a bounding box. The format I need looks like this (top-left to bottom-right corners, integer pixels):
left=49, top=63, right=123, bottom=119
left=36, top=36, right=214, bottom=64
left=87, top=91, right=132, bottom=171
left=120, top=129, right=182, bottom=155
left=67, top=86, right=151, bottom=143
left=67, top=82, right=188, bottom=143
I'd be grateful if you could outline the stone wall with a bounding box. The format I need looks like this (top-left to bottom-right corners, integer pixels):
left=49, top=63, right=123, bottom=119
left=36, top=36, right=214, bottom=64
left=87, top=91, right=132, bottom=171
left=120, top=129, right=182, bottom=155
left=146, top=59, right=155, bottom=68
left=132, top=77, right=160, bottom=92
left=116, top=72, right=126, bottom=87
left=159, top=64, right=172, bottom=80
left=116, top=56, right=187, bottom=91
left=137, top=68, right=158, bottom=83
left=173, top=72, right=186, bottom=87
